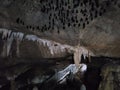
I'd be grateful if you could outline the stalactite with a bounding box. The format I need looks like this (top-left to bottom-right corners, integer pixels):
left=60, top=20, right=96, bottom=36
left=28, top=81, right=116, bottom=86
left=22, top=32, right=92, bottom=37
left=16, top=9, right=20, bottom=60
left=0, top=29, right=24, bottom=57
left=0, top=29, right=94, bottom=64
left=6, top=33, right=14, bottom=56
left=1, top=29, right=13, bottom=57
left=1, top=40, right=7, bottom=57
left=73, top=45, right=94, bottom=66
left=25, top=34, right=74, bottom=56
left=16, top=39, right=20, bottom=57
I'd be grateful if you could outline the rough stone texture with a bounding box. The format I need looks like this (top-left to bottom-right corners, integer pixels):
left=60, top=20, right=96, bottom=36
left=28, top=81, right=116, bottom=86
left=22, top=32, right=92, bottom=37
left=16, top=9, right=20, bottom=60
left=0, top=1, right=120, bottom=90
left=79, top=6, right=120, bottom=57
left=19, top=40, right=43, bottom=58
left=99, top=61, right=120, bottom=90
left=0, top=0, right=119, bottom=58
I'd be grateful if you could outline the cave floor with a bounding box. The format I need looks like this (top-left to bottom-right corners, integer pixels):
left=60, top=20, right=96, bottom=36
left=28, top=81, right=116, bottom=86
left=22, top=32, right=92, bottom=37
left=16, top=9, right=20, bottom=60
left=0, top=56, right=119, bottom=90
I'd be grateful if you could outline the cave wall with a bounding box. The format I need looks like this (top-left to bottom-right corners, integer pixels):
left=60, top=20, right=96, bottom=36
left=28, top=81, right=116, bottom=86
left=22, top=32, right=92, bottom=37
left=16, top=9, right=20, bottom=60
left=0, top=0, right=120, bottom=58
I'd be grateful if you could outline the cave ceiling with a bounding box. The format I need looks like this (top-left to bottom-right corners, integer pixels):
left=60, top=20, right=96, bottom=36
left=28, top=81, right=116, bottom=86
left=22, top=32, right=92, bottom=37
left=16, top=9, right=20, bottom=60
left=0, top=0, right=120, bottom=58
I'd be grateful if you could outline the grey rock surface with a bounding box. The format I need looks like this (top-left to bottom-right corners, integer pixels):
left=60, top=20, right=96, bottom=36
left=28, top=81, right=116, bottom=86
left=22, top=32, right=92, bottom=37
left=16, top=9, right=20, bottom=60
left=0, top=0, right=119, bottom=58
left=99, top=61, right=120, bottom=90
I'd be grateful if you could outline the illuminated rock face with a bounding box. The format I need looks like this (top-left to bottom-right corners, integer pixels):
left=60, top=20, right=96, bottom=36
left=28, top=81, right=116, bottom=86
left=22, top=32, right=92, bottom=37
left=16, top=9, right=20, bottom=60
left=0, top=0, right=120, bottom=58
left=0, top=28, right=94, bottom=60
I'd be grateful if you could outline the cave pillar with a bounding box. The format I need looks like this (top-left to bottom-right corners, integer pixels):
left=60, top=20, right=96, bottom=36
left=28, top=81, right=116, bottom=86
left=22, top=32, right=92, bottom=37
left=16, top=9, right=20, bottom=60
left=73, top=46, right=82, bottom=67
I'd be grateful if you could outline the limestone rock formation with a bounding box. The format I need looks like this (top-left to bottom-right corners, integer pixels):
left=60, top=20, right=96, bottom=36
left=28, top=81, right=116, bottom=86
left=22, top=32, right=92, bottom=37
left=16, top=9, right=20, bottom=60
left=0, top=0, right=120, bottom=90
left=0, top=0, right=119, bottom=58
left=99, top=62, right=120, bottom=90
